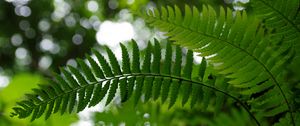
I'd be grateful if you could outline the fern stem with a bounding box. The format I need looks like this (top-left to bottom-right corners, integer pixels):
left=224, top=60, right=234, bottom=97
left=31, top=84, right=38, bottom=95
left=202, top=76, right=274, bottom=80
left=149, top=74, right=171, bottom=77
left=29, top=73, right=261, bottom=125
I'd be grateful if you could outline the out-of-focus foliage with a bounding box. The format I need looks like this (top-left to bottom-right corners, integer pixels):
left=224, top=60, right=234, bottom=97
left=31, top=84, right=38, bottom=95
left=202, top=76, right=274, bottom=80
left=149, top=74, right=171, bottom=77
left=93, top=97, right=262, bottom=126
left=0, top=0, right=98, bottom=73
left=93, top=98, right=210, bottom=126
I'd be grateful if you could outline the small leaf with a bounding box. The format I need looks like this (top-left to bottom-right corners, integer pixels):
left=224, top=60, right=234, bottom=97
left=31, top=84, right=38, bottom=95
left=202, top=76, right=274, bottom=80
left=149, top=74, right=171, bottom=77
left=105, top=46, right=122, bottom=75
left=134, top=76, right=144, bottom=106
left=60, top=68, right=80, bottom=88
left=68, top=92, right=77, bottom=113
left=143, top=76, right=154, bottom=102
left=60, top=94, right=69, bottom=115
left=68, top=65, right=88, bottom=86
left=131, top=40, right=141, bottom=73
left=77, top=58, right=97, bottom=82
left=86, top=54, right=105, bottom=79
left=92, top=49, right=113, bottom=77
left=89, top=82, right=103, bottom=107
left=181, top=50, right=193, bottom=106
left=45, top=100, right=55, bottom=120
left=120, top=43, right=131, bottom=74
left=106, top=79, right=119, bottom=105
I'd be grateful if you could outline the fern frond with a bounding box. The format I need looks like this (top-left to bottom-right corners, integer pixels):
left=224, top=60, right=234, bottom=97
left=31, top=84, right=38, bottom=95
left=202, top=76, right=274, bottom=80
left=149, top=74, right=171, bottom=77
left=251, top=0, right=300, bottom=54
left=143, top=5, right=295, bottom=121
left=11, top=40, right=249, bottom=122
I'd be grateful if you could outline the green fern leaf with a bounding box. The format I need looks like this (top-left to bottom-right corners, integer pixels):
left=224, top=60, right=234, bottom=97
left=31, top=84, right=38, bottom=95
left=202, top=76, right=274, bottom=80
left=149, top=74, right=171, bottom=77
left=83, top=85, right=94, bottom=107
left=77, top=58, right=97, bottom=82
left=68, top=65, right=88, bottom=86
left=30, top=105, right=39, bottom=121
left=105, top=46, right=122, bottom=75
left=190, top=58, right=206, bottom=108
left=118, top=78, right=128, bottom=102
left=143, top=4, right=295, bottom=120
left=160, top=41, right=172, bottom=103
left=169, top=46, right=182, bottom=108
left=32, top=88, right=49, bottom=101
left=106, top=79, right=119, bottom=105
left=131, top=40, right=140, bottom=73
left=134, top=76, right=144, bottom=106
left=120, top=43, right=131, bottom=74
left=88, top=82, right=103, bottom=107
left=38, top=85, right=55, bottom=99
left=142, top=42, right=153, bottom=102
left=251, top=0, right=300, bottom=48
left=53, top=73, right=71, bottom=91
left=142, top=42, right=152, bottom=73
left=214, top=77, right=228, bottom=113
left=181, top=50, right=193, bottom=106
left=60, top=68, right=79, bottom=88
left=86, top=54, right=105, bottom=79
left=92, top=49, right=113, bottom=77
left=45, top=101, right=54, bottom=120
left=12, top=40, right=257, bottom=123
left=202, top=75, right=215, bottom=109
left=144, top=77, right=154, bottom=102
left=127, top=40, right=140, bottom=100
left=37, top=104, right=46, bottom=119
left=60, top=94, right=69, bottom=114
left=46, top=79, right=64, bottom=95
left=77, top=87, right=86, bottom=112
left=68, top=92, right=77, bottom=113
left=152, top=40, right=163, bottom=100
left=98, top=81, right=110, bottom=104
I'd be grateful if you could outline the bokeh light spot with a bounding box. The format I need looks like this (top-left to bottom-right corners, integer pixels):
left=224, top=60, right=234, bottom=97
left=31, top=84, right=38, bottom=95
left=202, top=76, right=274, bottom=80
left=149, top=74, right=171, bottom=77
left=15, top=6, right=31, bottom=17
left=96, top=21, right=134, bottom=47
left=72, top=34, right=83, bottom=45
left=87, top=1, right=99, bottom=12
left=19, top=20, right=30, bottom=31
left=38, top=19, right=51, bottom=32
left=67, top=59, right=77, bottom=67
left=40, top=39, right=54, bottom=51
left=15, top=47, right=28, bottom=59
left=108, top=0, right=119, bottom=9
left=11, top=34, right=23, bottom=46
left=39, top=56, right=53, bottom=70
left=0, top=75, right=10, bottom=88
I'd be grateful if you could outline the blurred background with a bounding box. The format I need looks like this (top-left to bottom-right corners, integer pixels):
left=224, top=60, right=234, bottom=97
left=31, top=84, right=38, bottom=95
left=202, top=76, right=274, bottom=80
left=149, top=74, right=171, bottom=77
left=0, top=0, right=250, bottom=125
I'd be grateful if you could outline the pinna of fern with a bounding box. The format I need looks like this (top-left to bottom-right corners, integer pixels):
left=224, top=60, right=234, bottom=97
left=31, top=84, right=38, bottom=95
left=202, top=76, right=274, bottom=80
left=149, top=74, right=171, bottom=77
left=10, top=40, right=260, bottom=124
left=142, top=4, right=296, bottom=125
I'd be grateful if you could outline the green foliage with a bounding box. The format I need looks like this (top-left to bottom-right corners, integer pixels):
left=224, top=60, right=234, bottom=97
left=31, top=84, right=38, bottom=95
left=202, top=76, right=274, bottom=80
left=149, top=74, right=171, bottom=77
left=11, top=40, right=235, bottom=123
left=207, top=109, right=255, bottom=126
left=274, top=113, right=300, bottom=126
left=251, top=0, right=300, bottom=51
left=0, top=73, right=78, bottom=126
left=8, top=0, right=300, bottom=125
left=142, top=3, right=299, bottom=126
